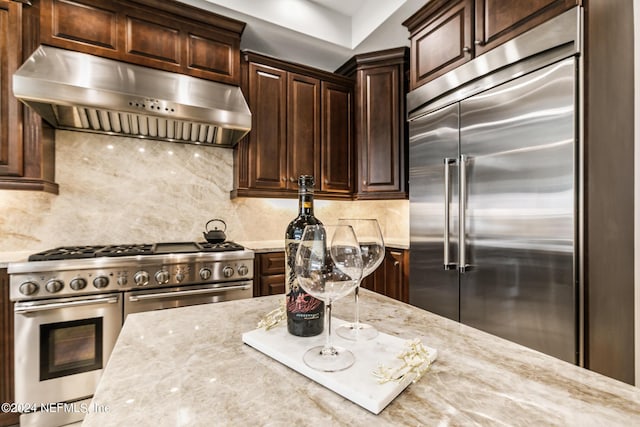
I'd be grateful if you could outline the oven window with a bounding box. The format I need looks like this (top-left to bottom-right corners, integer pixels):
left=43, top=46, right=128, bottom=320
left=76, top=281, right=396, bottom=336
left=40, top=318, right=103, bottom=381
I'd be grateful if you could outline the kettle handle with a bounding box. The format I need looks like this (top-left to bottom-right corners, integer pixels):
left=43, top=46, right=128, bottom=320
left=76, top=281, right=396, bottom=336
left=205, top=218, right=227, bottom=232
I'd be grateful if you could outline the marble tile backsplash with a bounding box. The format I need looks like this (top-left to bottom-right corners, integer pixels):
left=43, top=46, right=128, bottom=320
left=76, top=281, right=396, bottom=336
left=0, top=131, right=409, bottom=253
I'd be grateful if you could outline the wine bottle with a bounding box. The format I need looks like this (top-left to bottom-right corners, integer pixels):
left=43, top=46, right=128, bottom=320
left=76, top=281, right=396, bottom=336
left=285, top=175, right=324, bottom=337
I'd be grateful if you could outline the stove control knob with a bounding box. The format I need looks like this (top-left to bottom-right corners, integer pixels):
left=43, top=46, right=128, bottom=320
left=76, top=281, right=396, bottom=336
left=155, top=270, right=170, bottom=285
left=93, top=276, right=109, bottom=289
left=134, top=271, right=150, bottom=287
left=237, top=265, right=249, bottom=276
left=223, top=266, right=234, bottom=278
left=175, top=272, right=185, bottom=283
left=70, top=278, right=87, bottom=291
left=46, top=279, right=64, bottom=293
left=19, top=281, right=39, bottom=296
left=117, top=276, right=128, bottom=287
left=199, top=268, right=212, bottom=280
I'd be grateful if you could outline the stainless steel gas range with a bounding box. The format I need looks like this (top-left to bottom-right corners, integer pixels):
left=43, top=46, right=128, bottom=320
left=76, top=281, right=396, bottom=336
left=8, top=241, right=254, bottom=427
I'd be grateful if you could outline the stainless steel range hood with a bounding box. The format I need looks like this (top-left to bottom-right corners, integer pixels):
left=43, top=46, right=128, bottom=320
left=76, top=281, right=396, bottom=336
left=13, top=46, right=251, bottom=147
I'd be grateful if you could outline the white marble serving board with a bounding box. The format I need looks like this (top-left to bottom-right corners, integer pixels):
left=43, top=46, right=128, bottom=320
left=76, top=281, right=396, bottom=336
left=242, top=318, right=437, bottom=414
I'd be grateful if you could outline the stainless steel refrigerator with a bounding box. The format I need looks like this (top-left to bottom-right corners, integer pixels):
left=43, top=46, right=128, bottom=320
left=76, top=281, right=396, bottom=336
left=408, top=10, right=581, bottom=364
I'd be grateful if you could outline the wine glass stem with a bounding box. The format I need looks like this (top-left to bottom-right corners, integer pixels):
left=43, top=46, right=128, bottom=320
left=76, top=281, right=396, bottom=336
left=354, top=281, right=361, bottom=331
left=323, top=301, right=334, bottom=354
left=322, top=301, right=334, bottom=355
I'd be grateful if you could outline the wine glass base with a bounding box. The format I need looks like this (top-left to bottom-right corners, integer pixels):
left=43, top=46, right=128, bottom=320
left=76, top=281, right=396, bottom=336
left=335, top=323, right=379, bottom=341
left=303, top=345, right=355, bottom=372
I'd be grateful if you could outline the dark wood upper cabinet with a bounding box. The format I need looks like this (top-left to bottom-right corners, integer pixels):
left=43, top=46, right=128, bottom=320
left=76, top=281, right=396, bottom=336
left=0, top=0, right=57, bottom=193
left=241, top=61, right=319, bottom=193
left=287, top=73, right=321, bottom=190
left=247, top=62, right=288, bottom=191
left=337, top=47, right=408, bottom=199
left=39, top=0, right=244, bottom=85
left=1, top=0, right=244, bottom=194
left=320, top=81, right=353, bottom=194
left=234, top=51, right=353, bottom=199
left=404, top=0, right=473, bottom=89
left=0, top=0, right=23, bottom=178
left=403, top=0, right=579, bottom=89
left=474, top=0, right=578, bottom=55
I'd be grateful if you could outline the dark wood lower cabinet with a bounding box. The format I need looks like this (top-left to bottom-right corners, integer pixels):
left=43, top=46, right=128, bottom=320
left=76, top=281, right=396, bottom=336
left=254, top=252, right=285, bottom=297
left=254, top=249, right=409, bottom=303
left=361, top=248, right=409, bottom=303
left=0, top=269, right=18, bottom=427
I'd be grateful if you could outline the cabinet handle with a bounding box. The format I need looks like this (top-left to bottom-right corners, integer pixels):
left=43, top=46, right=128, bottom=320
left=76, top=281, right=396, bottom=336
left=474, top=40, right=484, bottom=46
left=393, top=261, right=400, bottom=267
left=463, top=46, right=471, bottom=53
left=289, top=177, right=295, bottom=182
left=281, top=177, right=286, bottom=182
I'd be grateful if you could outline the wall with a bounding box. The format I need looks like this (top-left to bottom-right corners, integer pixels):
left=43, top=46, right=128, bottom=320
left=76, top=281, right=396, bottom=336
left=0, top=131, right=408, bottom=254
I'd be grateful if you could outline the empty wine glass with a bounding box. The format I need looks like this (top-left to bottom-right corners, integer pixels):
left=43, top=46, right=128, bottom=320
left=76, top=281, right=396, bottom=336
left=294, top=224, right=363, bottom=372
left=335, top=219, right=385, bottom=341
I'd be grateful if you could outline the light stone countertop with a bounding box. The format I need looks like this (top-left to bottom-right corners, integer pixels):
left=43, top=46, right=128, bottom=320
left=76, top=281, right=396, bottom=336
left=0, top=251, right=32, bottom=268
left=83, top=290, right=640, bottom=426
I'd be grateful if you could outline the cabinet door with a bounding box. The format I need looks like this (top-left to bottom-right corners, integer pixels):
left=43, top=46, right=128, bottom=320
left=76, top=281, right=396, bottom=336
left=185, top=25, right=240, bottom=85
left=357, top=65, right=404, bottom=196
left=474, top=0, right=578, bottom=55
left=40, top=0, right=119, bottom=55
left=287, top=73, right=320, bottom=190
left=0, top=268, right=18, bottom=426
left=409, top=0, right=473, bottom=89
left=248, top=63, right=287, bottom=190
left=384, top=249, right=409, bottom=303
left=0, top=0, right=23, bottom=176
left=360, top=248, right=409, bottom=303
left=321, top=81, right=353, bottom=194
left=258, top=252, right=285, bottom=296
left=260, top=275, right=285, bottom=296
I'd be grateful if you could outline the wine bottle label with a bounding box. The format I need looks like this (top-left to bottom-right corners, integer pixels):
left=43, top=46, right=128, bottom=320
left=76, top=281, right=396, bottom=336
left=285, top=239, right=322, bottom=319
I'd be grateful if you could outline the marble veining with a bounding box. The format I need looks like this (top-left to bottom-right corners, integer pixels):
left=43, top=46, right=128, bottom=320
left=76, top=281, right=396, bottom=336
left=83, top=291, right=640, bottom=426
left=0, top=131, right=408, bottom=256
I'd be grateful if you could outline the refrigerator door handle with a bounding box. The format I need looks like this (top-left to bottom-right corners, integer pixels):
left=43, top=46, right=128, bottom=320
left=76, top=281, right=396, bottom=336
left=459, top=154, right=469, bottom=273
left=443, top=157, right=457, bottom=270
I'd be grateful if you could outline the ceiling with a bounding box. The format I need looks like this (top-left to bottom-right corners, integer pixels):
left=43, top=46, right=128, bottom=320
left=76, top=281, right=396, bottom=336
left=177, top=0, right=429, bottom=71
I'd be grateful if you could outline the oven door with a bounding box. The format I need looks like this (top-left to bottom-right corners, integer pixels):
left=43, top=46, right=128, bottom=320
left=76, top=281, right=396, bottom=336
left=14, top=293, right=122, bottom=405
left=124, top=280, right=252, bottom=318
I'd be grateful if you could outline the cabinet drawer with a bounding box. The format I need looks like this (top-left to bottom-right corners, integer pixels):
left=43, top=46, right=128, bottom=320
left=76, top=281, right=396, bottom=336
left=260, top=251, right=285, bottom=275
left=260, top=274, right=285, bottom=296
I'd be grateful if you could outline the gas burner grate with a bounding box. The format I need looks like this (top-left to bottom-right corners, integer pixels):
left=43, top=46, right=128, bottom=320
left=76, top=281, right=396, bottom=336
left=198, top=241, right=245, bottom=252
left=28, top=246, right=103, bottom=261
left=27, top=241, right=245, bottom=261
left=97, top=244, right=154, bottom=257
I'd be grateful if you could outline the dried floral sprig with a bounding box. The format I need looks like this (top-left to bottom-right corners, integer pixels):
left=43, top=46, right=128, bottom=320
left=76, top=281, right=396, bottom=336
left=257, top=300, right=286, bottom=330
left=372, top=338, right=433, bottom=384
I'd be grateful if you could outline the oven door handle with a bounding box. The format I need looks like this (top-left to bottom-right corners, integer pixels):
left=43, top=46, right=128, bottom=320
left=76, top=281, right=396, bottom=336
left=14, top=296, right=119, bottom=314
left=127, top=283, right=252, bottom=302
